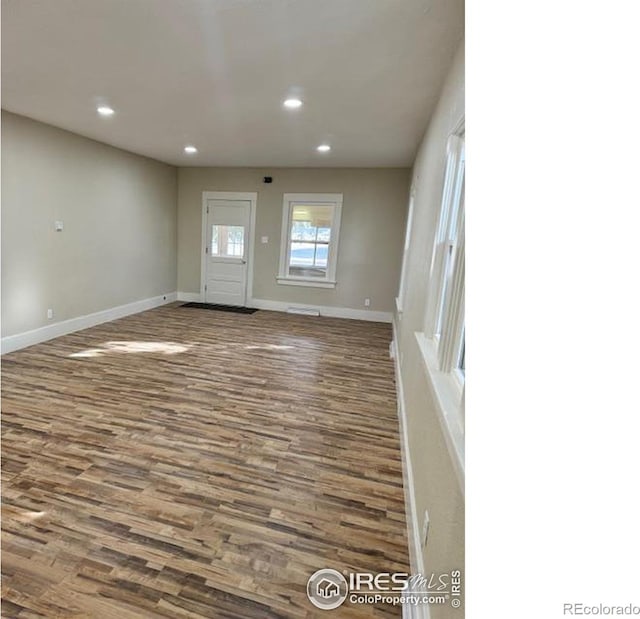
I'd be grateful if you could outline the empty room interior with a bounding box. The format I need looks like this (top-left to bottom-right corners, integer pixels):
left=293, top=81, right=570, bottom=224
left=1, top=1, right=465, bottom=618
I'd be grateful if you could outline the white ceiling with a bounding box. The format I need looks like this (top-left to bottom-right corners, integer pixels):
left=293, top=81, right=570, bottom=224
left=1, top=0, right=463, bottom=167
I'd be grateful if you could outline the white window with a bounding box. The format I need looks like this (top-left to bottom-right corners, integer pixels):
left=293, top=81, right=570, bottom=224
left=277, top=193, right=343, bottom=289
left=425, top=130, right=465, bottom=374
left=414, top=122, right=465, bottom=484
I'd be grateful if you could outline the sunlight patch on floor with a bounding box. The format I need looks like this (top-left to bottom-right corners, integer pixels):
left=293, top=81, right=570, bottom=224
left=5, top=509, right=47, bottom=523
left=244, top=344, right=294, bottom=350
left=69, top=341, right=191, bottom=358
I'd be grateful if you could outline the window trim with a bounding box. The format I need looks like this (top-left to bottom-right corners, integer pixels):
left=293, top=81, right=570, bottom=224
left=277, top=193, right=343, bottom=289
left=415, top=331, right=464, bottom=484
left=415, top=117, right=465, bottom=482
left=425, top=129, right=465, bottom=342
left=421, top=119, right=465, bottom=392
left=438, top=220, right=465, bottom=372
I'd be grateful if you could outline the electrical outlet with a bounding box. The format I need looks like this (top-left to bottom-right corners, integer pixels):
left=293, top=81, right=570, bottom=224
left=47, top=308, right=54, bottom=320
left=261, top=236, right=269, bottom=244
left=54, top=221, right=64, bottom=231
left=422, top=510, right=430, bottom=549
left=364, top=298, right=371, bottom=307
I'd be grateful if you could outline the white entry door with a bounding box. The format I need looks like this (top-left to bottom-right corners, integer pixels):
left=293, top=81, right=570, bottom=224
left=204, top=199, right=251, bottom=306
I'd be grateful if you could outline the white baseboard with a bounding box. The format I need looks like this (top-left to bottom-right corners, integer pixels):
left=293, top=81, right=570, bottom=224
left=1, top=292, right=177, bottom=354
left=177, top=291, right=203, bottom=303
left=249, top=298, right=392, bottom=323
left=392, top=320, right=430, bottom=619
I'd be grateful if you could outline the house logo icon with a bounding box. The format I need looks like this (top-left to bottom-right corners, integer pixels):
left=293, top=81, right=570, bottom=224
left=307, top=568, right=348, bottom=610
left=317, top=578, right=340, bottom=598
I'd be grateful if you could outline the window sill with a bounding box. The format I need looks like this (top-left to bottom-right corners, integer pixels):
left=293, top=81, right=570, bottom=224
left=415, top=332, right=465, bottom=487
left=276, top=277, right=336, bottom=289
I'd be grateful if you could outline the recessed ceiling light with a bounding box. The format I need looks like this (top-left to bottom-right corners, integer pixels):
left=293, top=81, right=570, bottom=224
left=316, top=144, right=331, bottom=153
left=97, top=106, right=115, bottom=116
left=283, top=98, right=303, bottom=109
left=184, top=145, right=198, bottom=154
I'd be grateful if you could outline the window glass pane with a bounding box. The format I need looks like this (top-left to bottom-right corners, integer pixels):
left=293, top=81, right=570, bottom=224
left=291, top=204, right=334, bottom=226
left=434, top=139, right=464, bottom=339
left=288, top=204, right=333, bottom=278
left=435, top=243, right=456, bottom=338
left=211, top=225, right=219, bottom=255
left=211, top=225, right=244, bottom=258
left=227, top=226, right=244, bottom=257
left=291, top=221, right=312, bottom=241
left=290, top=242, right=329, bottom=267
left=449, top=158, right=465, bottom=239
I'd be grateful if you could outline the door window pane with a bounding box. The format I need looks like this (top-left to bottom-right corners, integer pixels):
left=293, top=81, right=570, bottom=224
left=211, top=226, right=219, bottom=255
left=226, top=226, right=244, bottom=257
left=211, top=225, right=244, bottom=258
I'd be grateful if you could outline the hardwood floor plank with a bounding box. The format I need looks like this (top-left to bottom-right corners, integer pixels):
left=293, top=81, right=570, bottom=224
left=2, top=304, right=408, bottom=617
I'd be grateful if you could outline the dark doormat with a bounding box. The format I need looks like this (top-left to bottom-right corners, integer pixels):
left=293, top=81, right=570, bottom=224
left=181, top=302, right=258, bottom=314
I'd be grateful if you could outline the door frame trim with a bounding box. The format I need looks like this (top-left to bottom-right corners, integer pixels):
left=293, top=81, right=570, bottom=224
left=201, top=191, right=257, bottom=305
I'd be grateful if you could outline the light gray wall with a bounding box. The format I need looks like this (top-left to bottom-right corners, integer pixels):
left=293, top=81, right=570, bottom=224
left=1, top=111, right=178, bottom=338
left=395, top=43, right=465, bottom=619
left=177, top=167, right=410, bottom=313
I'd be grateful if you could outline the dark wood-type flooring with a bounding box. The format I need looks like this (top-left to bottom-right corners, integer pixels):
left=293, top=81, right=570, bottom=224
left=1, top=304, right=408, bottom=618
